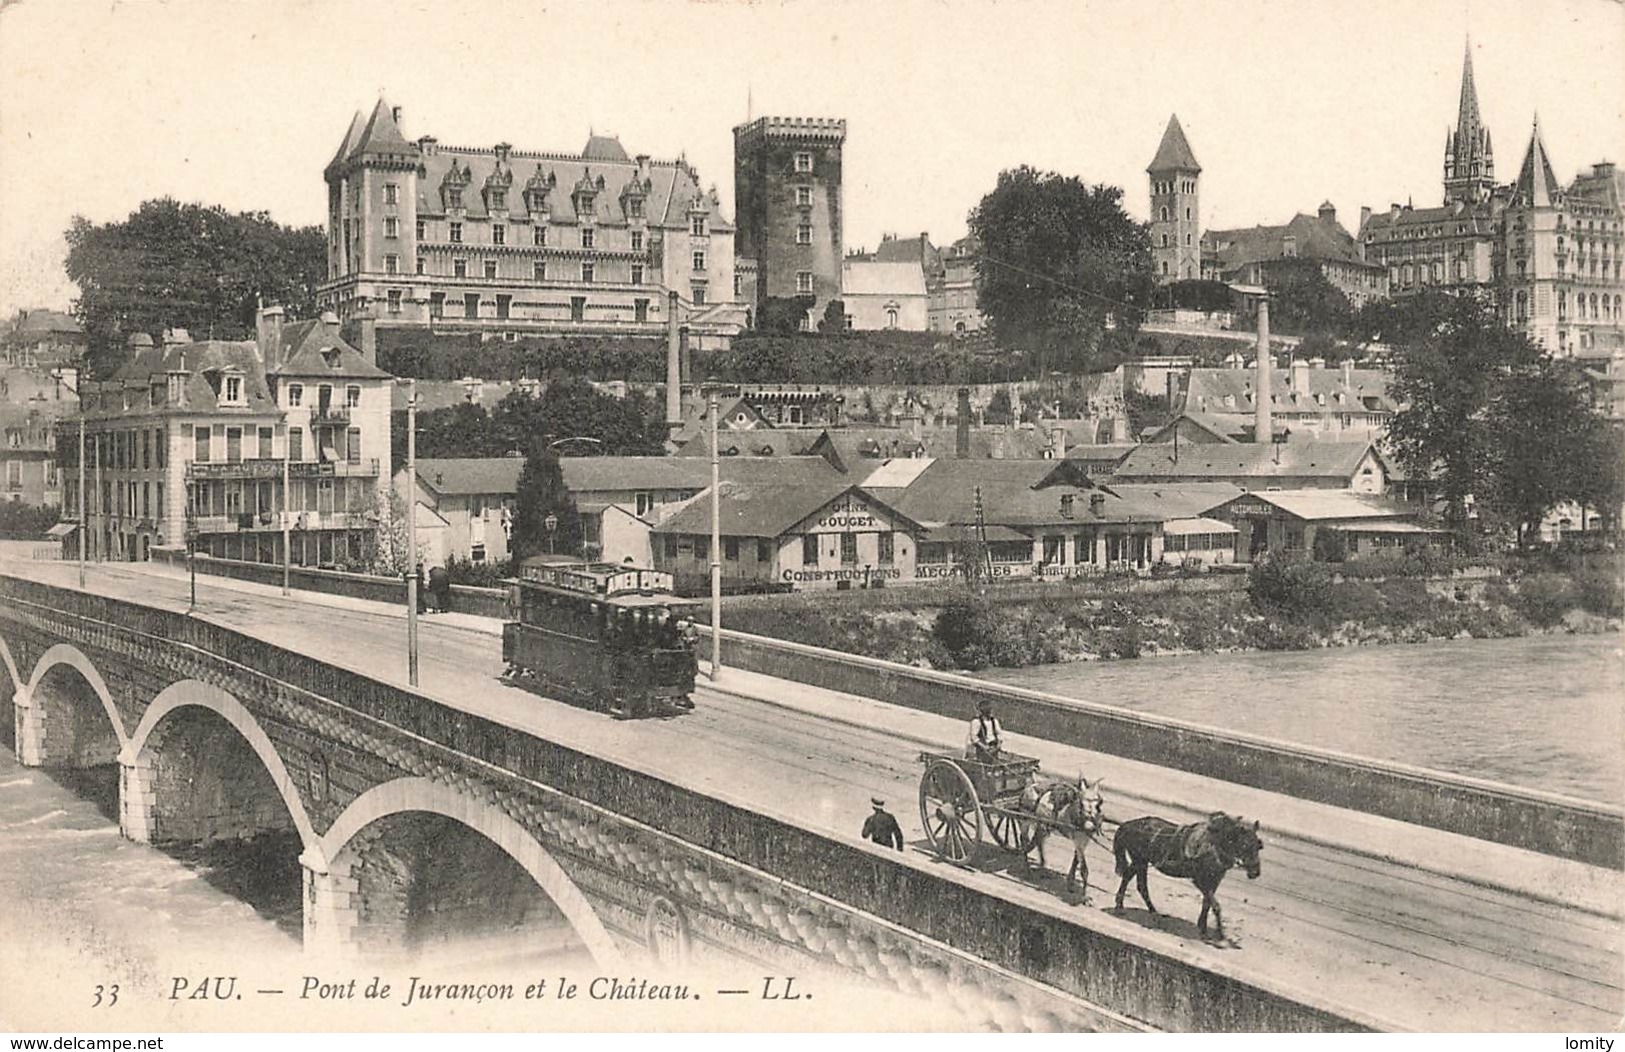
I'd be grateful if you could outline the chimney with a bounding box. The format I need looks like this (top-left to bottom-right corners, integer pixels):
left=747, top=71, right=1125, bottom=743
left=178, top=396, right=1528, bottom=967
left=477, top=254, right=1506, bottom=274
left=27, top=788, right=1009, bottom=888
left=319, top=311, right=340, bottom=337
left=1051, top=425, right=1067, bottom=459
left=956, top=387, right=971, bottom=459
left=1359, top=205, right=1372, bottom=233
left=162, top=328, right=190, bottom=347
left=1254, top=297, right=1272, bottom=444
left=1342, top=359, right=1355, bottom=386
left=1390, top=203, right=1402, bottom=220
left=1318, top=201, right=1336, bottom=225
left=665, top=290, right=682, bottom=436
left=255, top=305, right=285, bottom=362
left=1291, top=357, right=1310, bottom=397
left=1089, top=493, right=1106, bottom=515
left=359, top=315, right=377, bottom=366
left=494, top=142, right=511, bottom=164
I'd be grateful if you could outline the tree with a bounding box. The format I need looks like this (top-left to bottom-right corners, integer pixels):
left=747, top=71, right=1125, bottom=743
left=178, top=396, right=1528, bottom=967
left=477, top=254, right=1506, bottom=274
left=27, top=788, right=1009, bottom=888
left=756, top=295, right=816, bottom=334
left=818, top=298, right=848, bottom=333
left=64, top=199, right=325, bottom=378
left=968, top=166, right=1154, bottom=373
left=1481, top=360, right=1620, bottom=543
left=511, top=445, right=582, bottom=561
left=1386, top=295, right=1543, bottom=531
left=397, top=376, right=667, bottom=463
left=1262, top=258, right=1353, bottom=339
left=1160, top=279, right=1233, bottom=312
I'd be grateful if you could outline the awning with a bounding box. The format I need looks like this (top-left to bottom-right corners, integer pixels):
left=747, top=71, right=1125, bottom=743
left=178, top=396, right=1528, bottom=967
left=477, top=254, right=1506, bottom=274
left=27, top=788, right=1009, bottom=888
left=46, top=522, right=79, bottom=538
left=1337, top=521, right=1448, bottom=535
left=1162, top=516, right=1239, bottom=536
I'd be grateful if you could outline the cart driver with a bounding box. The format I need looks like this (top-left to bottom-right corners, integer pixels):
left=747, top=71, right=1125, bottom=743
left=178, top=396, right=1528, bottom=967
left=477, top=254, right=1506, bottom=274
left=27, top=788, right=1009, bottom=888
left=966, top=698, right=1004, bottom=762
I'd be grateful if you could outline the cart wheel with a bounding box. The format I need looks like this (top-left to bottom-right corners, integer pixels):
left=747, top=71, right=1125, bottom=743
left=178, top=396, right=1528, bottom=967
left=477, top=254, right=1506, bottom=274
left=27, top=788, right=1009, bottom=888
left=919, top=760, right=983, bottom=864
left=988, top=808, right=1039, bottom=854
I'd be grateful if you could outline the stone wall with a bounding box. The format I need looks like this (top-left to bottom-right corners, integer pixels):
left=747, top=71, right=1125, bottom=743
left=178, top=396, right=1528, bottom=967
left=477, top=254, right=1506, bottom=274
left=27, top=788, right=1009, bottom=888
left=713, top=628, right=1624, bottom=869
left=0, top=573, right=1379, bottom=1032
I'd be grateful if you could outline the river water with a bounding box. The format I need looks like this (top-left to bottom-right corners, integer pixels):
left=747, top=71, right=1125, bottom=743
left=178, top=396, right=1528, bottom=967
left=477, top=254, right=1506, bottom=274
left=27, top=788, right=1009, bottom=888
left=981, top=632, right=1625, bottom=805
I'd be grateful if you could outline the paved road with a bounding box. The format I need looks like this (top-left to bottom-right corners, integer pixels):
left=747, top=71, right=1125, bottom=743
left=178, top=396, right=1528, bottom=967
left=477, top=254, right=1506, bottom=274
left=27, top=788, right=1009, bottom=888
left=4, top=558, right=1621, bottom=1032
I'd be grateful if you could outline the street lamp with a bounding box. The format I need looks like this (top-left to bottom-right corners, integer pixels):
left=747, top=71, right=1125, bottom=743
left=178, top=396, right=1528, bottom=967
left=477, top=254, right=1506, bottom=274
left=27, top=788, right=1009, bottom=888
left=544, top=512, right=558, bottom=556
left=704, top=380, right=721, bottom=680
left=50, top=368, right=88, bottom=588
left=396, top=377, right=420, bottom=688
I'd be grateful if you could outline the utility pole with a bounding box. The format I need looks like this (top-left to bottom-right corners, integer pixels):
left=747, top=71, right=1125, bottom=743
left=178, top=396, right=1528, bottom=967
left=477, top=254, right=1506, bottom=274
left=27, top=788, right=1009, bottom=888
left=281, top=423, right=292, bottom=597
left=77, top=407, right=86, bottom=589
left=405, top=378, right=419, bottom=688
left=709, top=389, right=721, bottom=680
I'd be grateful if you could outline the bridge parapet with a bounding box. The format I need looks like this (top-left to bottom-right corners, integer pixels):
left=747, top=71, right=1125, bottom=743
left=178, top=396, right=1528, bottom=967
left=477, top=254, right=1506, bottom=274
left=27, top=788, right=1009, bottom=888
left=0, top=573, right=1384, bottom=1032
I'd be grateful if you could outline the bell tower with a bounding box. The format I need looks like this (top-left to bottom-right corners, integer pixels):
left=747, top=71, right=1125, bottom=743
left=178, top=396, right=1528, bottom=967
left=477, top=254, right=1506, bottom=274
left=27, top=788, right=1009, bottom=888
left=1148, top=114, right=1202, bottom=283
left=1444, top=42, right=1496, bottom=205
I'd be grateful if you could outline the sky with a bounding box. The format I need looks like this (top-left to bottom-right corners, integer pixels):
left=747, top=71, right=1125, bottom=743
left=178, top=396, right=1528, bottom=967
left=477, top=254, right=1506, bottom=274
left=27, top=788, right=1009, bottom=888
left=1, top=0, right=1622, bottom=318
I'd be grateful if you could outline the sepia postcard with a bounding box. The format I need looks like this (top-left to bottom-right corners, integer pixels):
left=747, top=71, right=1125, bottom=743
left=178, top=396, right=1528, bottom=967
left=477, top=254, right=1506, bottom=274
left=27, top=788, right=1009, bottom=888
left=0, top=0, right=1622, bottom=1040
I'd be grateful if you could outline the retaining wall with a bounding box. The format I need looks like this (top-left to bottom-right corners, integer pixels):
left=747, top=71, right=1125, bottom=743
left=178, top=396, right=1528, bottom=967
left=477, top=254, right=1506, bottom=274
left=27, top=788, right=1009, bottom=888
left=715, top=628, right=1625, bottom=869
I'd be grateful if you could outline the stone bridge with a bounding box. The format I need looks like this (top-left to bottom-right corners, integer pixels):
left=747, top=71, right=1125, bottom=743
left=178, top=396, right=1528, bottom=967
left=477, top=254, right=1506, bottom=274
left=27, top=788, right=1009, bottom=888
left=0, top=574, right=1372, bottom=1032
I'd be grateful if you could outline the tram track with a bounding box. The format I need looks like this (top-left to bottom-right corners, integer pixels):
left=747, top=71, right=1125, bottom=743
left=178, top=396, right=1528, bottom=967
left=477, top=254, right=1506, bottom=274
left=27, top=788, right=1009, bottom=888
left=6, top=558, right=1621, bottom=1031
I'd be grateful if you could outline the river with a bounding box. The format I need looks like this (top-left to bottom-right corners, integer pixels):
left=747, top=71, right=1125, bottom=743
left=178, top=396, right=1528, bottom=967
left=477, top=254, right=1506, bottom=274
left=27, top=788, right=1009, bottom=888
left=981, top=632, right=1625, bottom=805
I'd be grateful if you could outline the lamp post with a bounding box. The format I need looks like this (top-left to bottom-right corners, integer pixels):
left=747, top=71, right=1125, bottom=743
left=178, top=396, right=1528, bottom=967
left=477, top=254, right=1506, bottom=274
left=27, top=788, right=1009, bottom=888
left=77, top=403, right=86, bottom=588
left=707, top=384, right=721, bottom=680
left=281, top=421, right=291, bottom=597
left=544, top=512, right=558, bottom=556
left=400, top=378, right=420, bottom=688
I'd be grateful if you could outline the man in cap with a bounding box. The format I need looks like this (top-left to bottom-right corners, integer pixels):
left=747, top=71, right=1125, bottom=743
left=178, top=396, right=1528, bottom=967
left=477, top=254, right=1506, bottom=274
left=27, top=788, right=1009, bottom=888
left=966, top=697, right=1003, bottom=762
left=861, top=797, right=904, bottom=851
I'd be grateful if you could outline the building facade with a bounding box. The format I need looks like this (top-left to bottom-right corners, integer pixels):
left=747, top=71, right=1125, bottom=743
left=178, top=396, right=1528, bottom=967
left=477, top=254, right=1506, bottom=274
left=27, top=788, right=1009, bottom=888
left=319, top=100, right=743, bottom=343
left=65, top=313, right=393, bottom=566
left=934, top=236, right=986, bottom=334
left=3, top=310, right=86, bottom=369
left=1148, top=115, right=1202, bottom=283
left=1358, top=46, right=1624, bottom=355
left=1202, top=204, right=1389, bottom=309
left=733, top=116, right=846, bottom=326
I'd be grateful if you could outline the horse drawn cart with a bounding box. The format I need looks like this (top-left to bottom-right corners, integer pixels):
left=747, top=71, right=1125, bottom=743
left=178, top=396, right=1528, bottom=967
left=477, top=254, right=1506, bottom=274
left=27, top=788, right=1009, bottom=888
left=917, top=750, right=1097, bottom=866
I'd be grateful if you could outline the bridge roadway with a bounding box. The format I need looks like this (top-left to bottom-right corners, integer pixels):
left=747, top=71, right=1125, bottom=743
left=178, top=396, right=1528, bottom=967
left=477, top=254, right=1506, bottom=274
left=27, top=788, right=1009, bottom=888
left=4, top=557, right=1621, bottom=1032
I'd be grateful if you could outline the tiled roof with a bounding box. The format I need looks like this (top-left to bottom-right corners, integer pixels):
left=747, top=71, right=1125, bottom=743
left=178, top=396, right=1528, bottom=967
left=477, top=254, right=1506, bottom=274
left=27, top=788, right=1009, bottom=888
left=870, top=235, right=943, bottom=274
left=676, top=427, right=828, bottom=459
left=582, top=134, right=631, bottom=162
left=415, top=457, right=526, bottom=497
left=1204, top=213, right=1377, bottom=271
left=654, top=478, right=887, bottom=538
left=1360, top=200, right=1496, bottom=237
left=1147, top=115, right=1201, bottom=174
left=565, top=454, right=842, bottom=493
left=1512, top=118, right=1561, bottom=207
left=1183, top=367, right=1398, bottom=416
left=416, top=144, right=728, bottom=231
left=1206, top=488, right=1419, bottom=522
left=1115, top=439, right=1380, bottom=481
left=97, top=340, right=278, bottom=418
left=863, top=458, right=1136, bottom=528
left=14, top=310, right=82, bottom=335
left=271, top=320, right=392, bottom=380
left=347, top=99, right=413, bottom=163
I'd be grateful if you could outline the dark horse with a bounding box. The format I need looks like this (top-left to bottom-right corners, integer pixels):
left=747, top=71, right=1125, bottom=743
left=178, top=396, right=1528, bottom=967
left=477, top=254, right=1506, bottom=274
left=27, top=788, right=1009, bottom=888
left=1112, top=813, right=1263, bottom=940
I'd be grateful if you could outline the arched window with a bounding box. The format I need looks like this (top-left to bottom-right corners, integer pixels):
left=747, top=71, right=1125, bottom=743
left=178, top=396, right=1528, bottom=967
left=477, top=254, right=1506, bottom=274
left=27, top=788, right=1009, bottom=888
left=1160, top=234, right=1169, bottom=247
left=1159, top=207, right=1169, bottom=221
left=886, top=307, right=899, bottom=329
left=1401, top=263, right=1412, bottom=284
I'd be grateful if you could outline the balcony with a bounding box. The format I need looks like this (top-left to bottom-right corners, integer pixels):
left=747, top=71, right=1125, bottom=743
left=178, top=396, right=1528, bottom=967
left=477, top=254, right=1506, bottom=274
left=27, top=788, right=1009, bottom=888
left=187, top=457, right=380, bottom=480
left=310, top=404, right=352, bottom=426
left=190, top=509, right=373, bottom=535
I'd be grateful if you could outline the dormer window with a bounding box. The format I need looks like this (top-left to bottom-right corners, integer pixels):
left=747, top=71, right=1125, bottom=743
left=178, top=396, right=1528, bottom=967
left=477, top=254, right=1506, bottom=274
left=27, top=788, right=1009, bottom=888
left=448, top=188, right=463, bottom=209
left=628, top=197, right=644, bottom=219
left=490, top=190, right=506, bottom=210
left=224, top=375, right=243, bottom=404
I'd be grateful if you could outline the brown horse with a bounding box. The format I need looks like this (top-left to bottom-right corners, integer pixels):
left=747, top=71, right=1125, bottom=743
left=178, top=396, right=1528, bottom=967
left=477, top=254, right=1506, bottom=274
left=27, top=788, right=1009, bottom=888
left=1112, top=812, right=1263, bottom=940
left=1018, top=775, right=1106, bottom=900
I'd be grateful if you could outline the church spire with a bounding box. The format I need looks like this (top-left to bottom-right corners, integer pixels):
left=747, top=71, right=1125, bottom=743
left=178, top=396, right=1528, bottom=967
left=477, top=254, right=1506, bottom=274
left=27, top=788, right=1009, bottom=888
left=1444, top=40, right=1495, bottom=204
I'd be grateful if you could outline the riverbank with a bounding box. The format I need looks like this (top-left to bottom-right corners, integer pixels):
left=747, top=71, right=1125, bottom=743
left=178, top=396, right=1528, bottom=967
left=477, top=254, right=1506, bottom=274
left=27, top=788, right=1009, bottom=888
left=699, top=560, right=1622, bottom=672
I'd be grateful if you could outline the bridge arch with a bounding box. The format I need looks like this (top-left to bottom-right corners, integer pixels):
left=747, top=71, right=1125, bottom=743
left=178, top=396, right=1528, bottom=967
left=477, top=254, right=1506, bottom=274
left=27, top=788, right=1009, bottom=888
left=0, top=632, right=22, bottom=751
left=322, top=777, right=624, bottom=970
left=25, top=642, right=126, bottom=744
left=123, top=679, right=318, bottom=851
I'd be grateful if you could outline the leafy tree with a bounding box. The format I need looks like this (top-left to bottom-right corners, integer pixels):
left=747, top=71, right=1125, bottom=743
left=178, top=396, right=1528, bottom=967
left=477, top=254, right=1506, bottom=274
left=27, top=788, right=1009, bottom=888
left=756, top=295, right=816, bottom=334
left=396, top=377, right=666, bottom=462
left=984, top=388, right=1014, bottom=425
left=968, top=166, right=1154, bottom=373
left=511, top=445, right=582, bottom=561
left=1160, top=279, right=1233, bottom=312
left=818, top=298, right=848, bottom=333
left=1262, top=258, right=1352, bottom=339
left=1349, top=288, right=1460, bottom=349
left=1386, top=296, right=1542, bottom=530
left=63, top=199, right=325, bottom=377
left=1481, top=360, right=1620, bottom=543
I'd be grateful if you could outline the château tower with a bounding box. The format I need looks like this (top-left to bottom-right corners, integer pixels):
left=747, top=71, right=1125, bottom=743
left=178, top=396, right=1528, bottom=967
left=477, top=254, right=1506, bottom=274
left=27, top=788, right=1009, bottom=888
left=1147, top=114, right=1202, bottom=283
left=733, top=116, right=846, bottom=326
